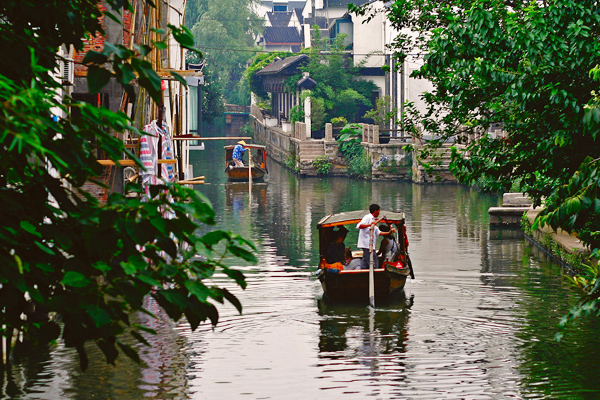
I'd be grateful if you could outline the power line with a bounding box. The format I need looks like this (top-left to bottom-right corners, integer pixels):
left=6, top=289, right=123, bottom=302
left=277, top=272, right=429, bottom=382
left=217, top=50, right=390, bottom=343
left=196, top=44, right=417, bottom=57
left=190, top=18, right=267, bottom=22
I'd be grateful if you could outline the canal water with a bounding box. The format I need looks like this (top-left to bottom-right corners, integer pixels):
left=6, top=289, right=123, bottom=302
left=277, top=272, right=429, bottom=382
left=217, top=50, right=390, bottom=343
left=6, top=139, right=600, bottom=399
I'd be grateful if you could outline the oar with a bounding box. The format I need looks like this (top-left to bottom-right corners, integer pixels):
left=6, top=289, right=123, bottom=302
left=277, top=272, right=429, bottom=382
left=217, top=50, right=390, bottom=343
left=369, top=223, right=376, bottom=309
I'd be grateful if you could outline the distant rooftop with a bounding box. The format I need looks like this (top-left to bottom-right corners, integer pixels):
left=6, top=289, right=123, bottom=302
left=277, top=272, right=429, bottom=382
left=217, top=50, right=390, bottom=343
left=262, top=26, right=303, bottom=46
left=256, top=54, right=308, bottom=76
left=267, top=11, right=292, bottom=27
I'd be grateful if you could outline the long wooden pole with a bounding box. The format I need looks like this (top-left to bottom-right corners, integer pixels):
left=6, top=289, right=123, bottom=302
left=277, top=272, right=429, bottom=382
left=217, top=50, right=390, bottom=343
left=369, top=223, right=375, bottom=309
left=248, top=148, right=252, bottom=204
left=368, top=215, right=385, bottom=309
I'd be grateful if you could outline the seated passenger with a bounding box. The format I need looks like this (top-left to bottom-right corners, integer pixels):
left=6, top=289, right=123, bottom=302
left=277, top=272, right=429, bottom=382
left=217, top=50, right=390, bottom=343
left=377, top=225, right=399, bottom=265
left=325, top=227, right=350, bottom=270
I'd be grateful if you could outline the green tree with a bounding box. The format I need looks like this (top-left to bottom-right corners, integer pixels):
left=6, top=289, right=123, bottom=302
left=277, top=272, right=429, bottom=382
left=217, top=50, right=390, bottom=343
left=0, top=0, right=254, bottom=369
left=187, top=0, right=264, bottom=106
left=303, top=29, right=377, bottom=125
left=352, top=0, right=600, bottom=324
left=246, top=31, right=378, bottom=130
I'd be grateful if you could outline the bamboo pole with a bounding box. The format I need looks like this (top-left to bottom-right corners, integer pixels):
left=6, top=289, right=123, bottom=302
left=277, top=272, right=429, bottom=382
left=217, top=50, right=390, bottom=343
left=172, top=136, right=253, bottom=141
left=97, top=159, right=176, bottom=166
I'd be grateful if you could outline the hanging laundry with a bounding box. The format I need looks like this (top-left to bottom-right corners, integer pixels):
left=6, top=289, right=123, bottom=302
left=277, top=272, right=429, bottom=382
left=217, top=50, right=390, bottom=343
left=140, top=119, right=175, bottom=198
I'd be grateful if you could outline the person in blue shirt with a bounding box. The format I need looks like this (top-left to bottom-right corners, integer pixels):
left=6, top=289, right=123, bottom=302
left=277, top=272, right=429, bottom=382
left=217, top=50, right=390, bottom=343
left=232, top=140, right=248, bottom=166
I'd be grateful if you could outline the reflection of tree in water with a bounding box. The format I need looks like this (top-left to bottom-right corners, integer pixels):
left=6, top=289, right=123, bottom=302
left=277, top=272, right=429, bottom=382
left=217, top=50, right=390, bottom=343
left=6, top=340, right=54, bottom=398
left=317, top=294, right=414, bottom=360
left=135, top=296, right=192, bottom=399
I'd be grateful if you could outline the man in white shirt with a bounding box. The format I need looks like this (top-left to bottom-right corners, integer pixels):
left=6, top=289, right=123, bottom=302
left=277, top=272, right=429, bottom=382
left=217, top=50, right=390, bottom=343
left=356, top=204, right=395, bottom=269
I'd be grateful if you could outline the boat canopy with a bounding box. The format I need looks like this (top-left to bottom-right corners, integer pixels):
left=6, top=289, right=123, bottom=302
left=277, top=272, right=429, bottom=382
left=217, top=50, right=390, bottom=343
left=318, top=210, right=405, bottom=229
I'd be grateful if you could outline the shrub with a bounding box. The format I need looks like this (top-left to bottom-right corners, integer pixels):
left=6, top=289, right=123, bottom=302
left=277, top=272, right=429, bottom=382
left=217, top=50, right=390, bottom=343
left=331, top=116, right=348, bottom=127
left=313, top=155, right=332, bottom=175
left=336, top=124, right=371, bottom=178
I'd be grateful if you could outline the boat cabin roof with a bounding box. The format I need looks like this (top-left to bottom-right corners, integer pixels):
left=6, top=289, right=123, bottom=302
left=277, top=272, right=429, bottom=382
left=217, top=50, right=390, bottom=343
left=224, top=144, right=266, bottom=150
left=317, top=210, right=405, bottom=229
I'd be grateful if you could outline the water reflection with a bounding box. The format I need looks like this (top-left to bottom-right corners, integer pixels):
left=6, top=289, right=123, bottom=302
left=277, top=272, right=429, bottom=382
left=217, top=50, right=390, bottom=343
left=6, top=138, right=600, bottom=399
left=317, top=294, right=413, bottom=356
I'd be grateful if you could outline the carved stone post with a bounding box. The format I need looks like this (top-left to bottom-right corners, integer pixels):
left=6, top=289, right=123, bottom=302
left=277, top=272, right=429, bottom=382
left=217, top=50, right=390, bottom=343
left=299, top=122, right=306, bottom=141
left=325, top=123, right=333, bottom=141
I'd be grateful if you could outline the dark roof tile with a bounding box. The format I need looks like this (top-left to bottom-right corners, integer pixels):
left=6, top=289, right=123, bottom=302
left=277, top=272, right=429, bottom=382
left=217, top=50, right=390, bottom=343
left=262, top=27, right=303, bottom=45
left=267, top=11, right=292, bottom=27
left=256, top=54, right=308, bottom=75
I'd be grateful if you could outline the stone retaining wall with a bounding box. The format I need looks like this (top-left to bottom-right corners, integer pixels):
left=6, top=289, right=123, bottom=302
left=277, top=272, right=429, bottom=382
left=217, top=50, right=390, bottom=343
left=250, top=115, right=454, bottom=181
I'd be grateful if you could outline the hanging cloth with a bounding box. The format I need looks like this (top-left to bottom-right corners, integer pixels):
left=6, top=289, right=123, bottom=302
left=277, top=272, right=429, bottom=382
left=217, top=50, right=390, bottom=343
left=140, top=120, right=175, bottom=197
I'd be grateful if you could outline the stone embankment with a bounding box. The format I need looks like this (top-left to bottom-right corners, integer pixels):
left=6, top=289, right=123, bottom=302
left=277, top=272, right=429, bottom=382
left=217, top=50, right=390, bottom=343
left=490, top=193, right=592, bottom=270
left=250, top=106, right=456, bottom=182
left=489, top=193, right=534, bottom=225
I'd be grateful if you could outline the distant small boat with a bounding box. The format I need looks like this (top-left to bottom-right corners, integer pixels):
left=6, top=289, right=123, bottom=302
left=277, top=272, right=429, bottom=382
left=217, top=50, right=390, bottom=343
left=317, top=210, right=413, bottom=302
left=224, top=144, right=268, bottom=182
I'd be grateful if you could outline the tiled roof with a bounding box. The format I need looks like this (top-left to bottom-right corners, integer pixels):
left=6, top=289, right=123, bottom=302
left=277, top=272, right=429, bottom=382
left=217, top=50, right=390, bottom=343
left=262, top=26, right=303, bottom=45
left=267, top=11, right=292, bottom=27
left=292, top=8, right=304, bottom=24
left=256, top=54, right=308, bottom=76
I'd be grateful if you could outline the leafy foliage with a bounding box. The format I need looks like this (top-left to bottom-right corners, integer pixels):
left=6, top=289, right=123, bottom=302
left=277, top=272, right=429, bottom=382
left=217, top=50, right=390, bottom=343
left=246, top=29, right=378, bottom=125
left=313, top=155, right=332, bottom=175
left=336, top=124, right=371, bottom=178
left=363, top=95, right=397, bottom=128
left=289, top=104, right=304, bottom=124
left=0, top=0, right=254, bottom=369
left=361, top=0, right=600, bottom=327
left=246, top=52, right=293, bottom=100
left=302, top=30, right=377, bottom=125
left=187, top=0, right=264, bottom=105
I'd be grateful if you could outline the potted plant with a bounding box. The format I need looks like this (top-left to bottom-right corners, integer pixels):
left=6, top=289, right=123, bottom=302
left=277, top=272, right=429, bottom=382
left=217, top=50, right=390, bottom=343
left=363, top=95, right=396, bottom=144
left=331, top=116, right=347, bottom=139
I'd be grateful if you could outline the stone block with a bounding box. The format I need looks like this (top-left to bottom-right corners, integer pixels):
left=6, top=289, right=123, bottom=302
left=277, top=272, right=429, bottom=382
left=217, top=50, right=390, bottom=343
left=502, top=193, right=533, bottom=207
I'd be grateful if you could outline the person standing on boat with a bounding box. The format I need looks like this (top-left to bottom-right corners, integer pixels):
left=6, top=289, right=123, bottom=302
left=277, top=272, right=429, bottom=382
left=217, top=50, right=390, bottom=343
left=356, top=204, right=395, bottom=270
left=232, top=140, right=248, bottom=167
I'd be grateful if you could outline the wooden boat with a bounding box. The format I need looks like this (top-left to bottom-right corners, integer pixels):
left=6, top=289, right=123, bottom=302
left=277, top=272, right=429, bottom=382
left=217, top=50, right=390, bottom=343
left=224, top=144, right=268, bottom=182
left=317, top=210, right=413, bottom=302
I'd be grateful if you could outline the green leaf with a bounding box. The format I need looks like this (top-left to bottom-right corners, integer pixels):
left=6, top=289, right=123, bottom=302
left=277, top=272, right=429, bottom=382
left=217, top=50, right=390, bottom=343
left=221, top=288, right=243, bottom=313
left=82, top=51, right=108, bottom=65
left=202, top=230, right=230, bottom=247
left=170, top=71, right=187, bottom=86
left=103, top=10, right=122, bottom=25
left=130, top=330, right=151, bottom=347
left=228, top=244, right=257, bottom=263
left=34, top=241, right=56, bottom=256
left=61, top=271, right=91, bottom=288
left=222, top=267, right=246, bottom=289
left=152, top=40, right=168, bottom=50
left=86, top=305, right=112, bottom=327
left=184, top=280, right=211, bottom=302
left=20, top=221, right=41, bottom=237
left=168, top=24, right=194, bottom=48
left=87, top=66, right=113, bottom=93
left=117, top=341, right=141, bottom=363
